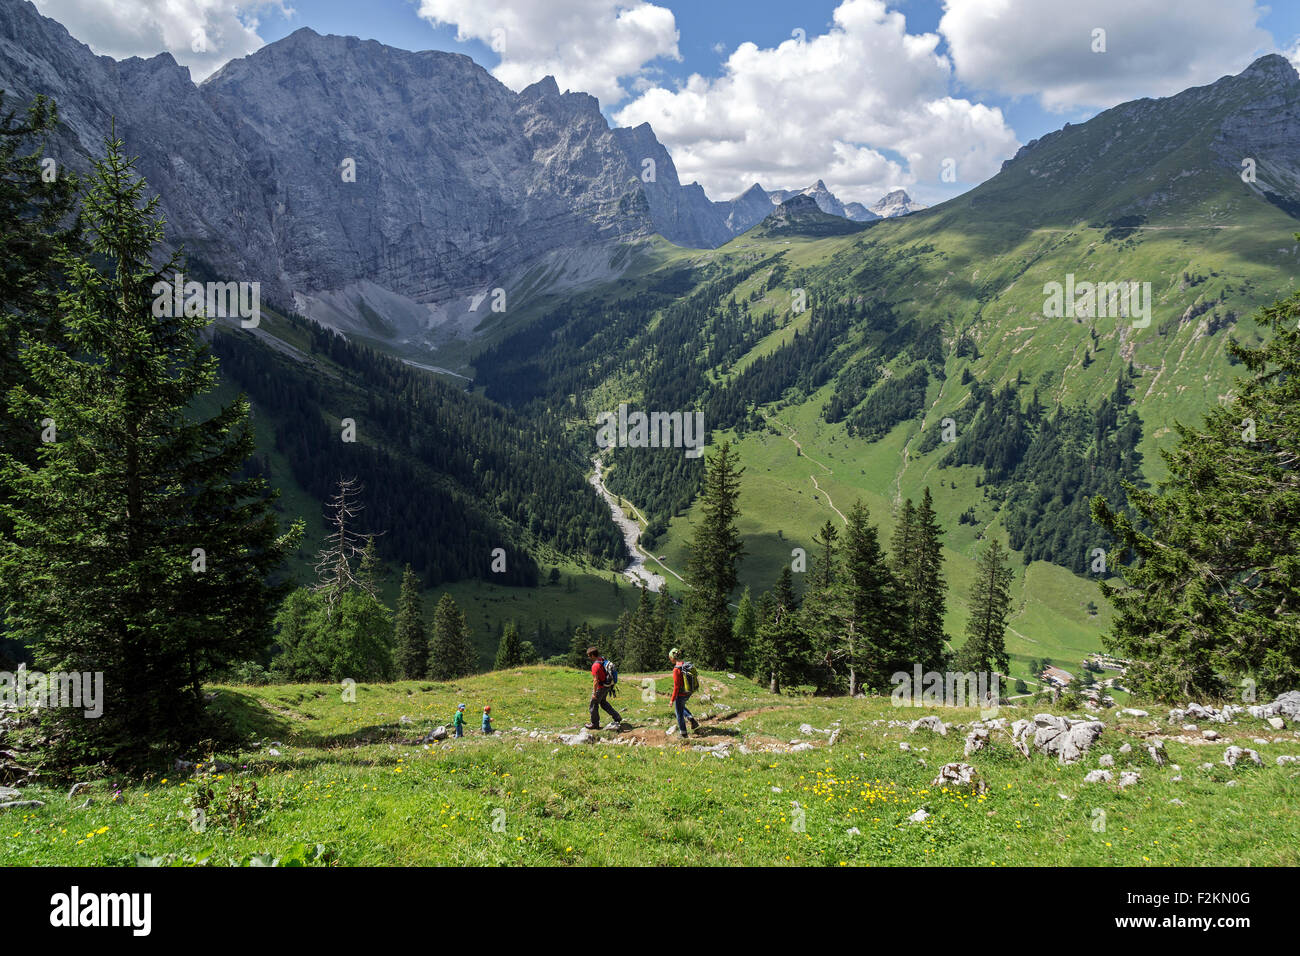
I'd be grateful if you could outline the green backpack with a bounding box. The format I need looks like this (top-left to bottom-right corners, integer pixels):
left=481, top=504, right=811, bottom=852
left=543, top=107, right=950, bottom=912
left=679, top=661, right=700, bottom=697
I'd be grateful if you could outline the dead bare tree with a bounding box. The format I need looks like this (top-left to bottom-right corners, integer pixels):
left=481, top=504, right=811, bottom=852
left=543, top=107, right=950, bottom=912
left=313, top=477, right=379, bottom=612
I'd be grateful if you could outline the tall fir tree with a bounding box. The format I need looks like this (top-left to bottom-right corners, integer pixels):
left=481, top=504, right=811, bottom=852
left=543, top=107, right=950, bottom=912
left=683, top=441, right=746, bottom=668
left=959, top=538, right=1013, bottom=675
left=568, top=622, right=596, bottom=669
left=0, top=93, right=81, bottom=671
left=0, top=94, right=80, bottom=481
left=912, top=488, right=950, bottom=669
left=812, top=519, right=840, bottom=592
left=650, top=586, right=675, bottom=666
left=621, top=583, right=659, bottom=670
left=1093, top=280, right=1300, bottom=698
left=394, top=564, right=427, bottom=679
left=428, top=593, right=477, bottom=680
left=842, top=499, right=905, bottom=691
left=753, top=567, right=805, bottom=693
left=890, top=490, right=949, bottom=672
left=773, top=565, right=800, bottom=614
left=804, top=518, right=846, bottom=693
left=493, top=620, right=523, bottom=670
left=0, top=133, right=301, bottom=763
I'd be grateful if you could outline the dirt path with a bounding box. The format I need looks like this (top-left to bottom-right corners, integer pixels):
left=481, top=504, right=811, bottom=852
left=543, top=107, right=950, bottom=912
left=767, top=413, right=845, bottom=526
left=810, top=475, right=847, bottom=524
left=894, top=372, right=950, bottom=507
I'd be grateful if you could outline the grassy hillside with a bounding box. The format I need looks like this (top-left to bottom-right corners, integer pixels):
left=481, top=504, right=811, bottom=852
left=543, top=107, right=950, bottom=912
left=446, top=59, right=1300, bottom=681
left=4, top=668, right=1297, bottom=866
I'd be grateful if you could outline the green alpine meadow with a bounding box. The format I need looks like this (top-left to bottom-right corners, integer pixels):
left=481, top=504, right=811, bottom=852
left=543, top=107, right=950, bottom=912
left=1, top=0, right=1299, bottom=901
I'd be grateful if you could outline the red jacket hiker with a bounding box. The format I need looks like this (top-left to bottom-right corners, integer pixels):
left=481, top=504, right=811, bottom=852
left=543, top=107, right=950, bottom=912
left=670, top=663, right=685, bottom=702
left=585, top=649, right=621, bottom=729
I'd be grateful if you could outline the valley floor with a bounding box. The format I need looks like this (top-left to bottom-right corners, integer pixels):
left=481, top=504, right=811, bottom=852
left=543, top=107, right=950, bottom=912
left=3, top=667, right=1297, bottom=867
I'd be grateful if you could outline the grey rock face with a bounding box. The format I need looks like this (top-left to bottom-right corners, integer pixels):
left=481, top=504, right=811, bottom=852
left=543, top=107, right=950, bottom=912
left=1015, top=714, right=1105, bottom=764
left=716, top=182, right=776, bottom=234
left=1263, top=691, right=1300, bottom=721
left=866, top=189, right=926, bottom=218
left=611, top=122, right=730, bottom=248
left=768, top=179, right=849, bottom=217
left=0, top=3, right=670, bottom=341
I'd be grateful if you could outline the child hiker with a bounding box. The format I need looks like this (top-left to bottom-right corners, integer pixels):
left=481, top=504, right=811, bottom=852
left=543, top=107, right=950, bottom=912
left=453, top=703, right=466, bottom=738
left=482, top=706, right=494, bottom=734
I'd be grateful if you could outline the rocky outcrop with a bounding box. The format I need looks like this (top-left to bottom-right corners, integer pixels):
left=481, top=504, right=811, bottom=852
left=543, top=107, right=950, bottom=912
left=1013, top=714, right=1105, bottom=764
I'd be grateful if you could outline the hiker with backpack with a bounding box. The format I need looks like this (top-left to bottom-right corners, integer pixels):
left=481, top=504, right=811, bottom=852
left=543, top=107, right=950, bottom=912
left=668, top=648, right=700, bottom=738
left=584, top=646, right=622, bottom=730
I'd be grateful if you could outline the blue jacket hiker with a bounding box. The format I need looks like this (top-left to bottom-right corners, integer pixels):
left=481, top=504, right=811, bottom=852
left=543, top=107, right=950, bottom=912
left=482, top=706, right=493, bottom=734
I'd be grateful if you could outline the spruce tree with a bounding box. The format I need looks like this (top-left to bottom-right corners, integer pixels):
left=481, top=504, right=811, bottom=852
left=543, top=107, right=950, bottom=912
left=493, top=620, right=523, bottom=670
left=773, top=564, right=800, bottom=614
left=812, top=519, right=840, bottom=592
left=0, top=133, right=301, bottom=763
left=394, top=564, right=427, bottom=679
left=622, top=583, right=658, bottom=670
left=322, top=588, right=394, bottom=681
left=754, top=567, right=805, bottom=693
left=1093, top=281, right=1300, bottom=698
left=650, top=586, right=675, bottom=666
left=804, top=519, right=845, bottom=693
left=568, top=622, right=595, bottom=669
left=912, top=488, right=950, bottom=669
left=841, top=499, right=905, bottom=691
left=0, top=93, right=80, bottom=479
left=0, top=93, right=80, bottom=670
left=428, top=593, right=476, bottom=680
left=890, top=491, right=949, bottom=672
left=683, top=441, right=746, bottom=668
left=960, top=538, right=1013, bottom=675
left=754, top=602, right=803, bottom=695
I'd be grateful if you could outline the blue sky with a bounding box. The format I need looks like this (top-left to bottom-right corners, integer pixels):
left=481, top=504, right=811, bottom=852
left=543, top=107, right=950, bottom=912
left=33, top=0, right=1300, bottom=206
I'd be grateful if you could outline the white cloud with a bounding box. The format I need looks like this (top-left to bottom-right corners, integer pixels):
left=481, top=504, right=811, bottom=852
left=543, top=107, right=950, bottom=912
left=613, top=0, right=1019, bottom=204
left=32, top=0, right=281, bottom=82
left=417, top=0, right=680, bottom=107
left=939, top=0, right=1275, bottom=111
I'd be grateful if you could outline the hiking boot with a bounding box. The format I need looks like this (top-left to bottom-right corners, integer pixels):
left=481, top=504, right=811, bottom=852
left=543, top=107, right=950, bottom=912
left=689, top=717, right=700, bottom=731
left=583, top=723, right=600, bottom=730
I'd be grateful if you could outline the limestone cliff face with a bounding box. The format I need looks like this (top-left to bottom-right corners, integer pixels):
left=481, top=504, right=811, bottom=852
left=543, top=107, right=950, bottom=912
left=0, top=1, right=665, bottom=340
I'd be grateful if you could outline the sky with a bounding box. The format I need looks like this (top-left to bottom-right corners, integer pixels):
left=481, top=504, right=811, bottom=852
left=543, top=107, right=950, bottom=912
left=29, top=0, right=1300, bottom=207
